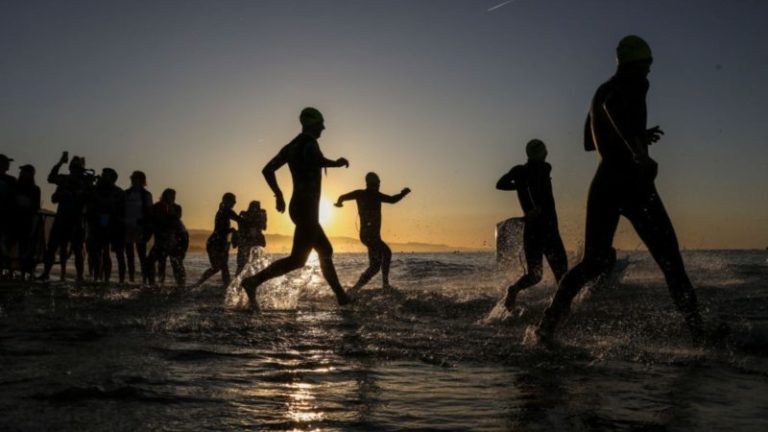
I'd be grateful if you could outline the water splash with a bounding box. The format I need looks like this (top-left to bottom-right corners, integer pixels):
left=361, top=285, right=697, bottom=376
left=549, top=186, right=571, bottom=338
left=224, top=247, right=311, bottom=310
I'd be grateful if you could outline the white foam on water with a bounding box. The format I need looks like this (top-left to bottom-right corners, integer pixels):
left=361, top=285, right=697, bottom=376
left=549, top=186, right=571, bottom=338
left=224, top=247, right=312, bottom=310
left=478, top=295, right=513, bottom=325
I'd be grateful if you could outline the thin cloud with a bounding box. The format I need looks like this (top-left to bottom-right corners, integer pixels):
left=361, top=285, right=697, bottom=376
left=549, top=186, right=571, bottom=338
left=487, top=0, right=515, bottom=12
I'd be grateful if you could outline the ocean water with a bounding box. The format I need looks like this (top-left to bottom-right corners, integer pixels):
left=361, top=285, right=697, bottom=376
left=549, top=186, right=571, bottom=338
left=1, top=250, right=767, bottom=431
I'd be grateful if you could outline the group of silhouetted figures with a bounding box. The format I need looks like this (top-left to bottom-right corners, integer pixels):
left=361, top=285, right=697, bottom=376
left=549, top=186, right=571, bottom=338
left=0, top=153, right=184, bottom=285
left=0, top=152, right=275, bottom=288
left=0, top=36, right=712, bottom=345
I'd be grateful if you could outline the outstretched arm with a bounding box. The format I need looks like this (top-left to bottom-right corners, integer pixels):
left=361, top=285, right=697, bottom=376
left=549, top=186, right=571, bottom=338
left=262, top=149, right=289, bottom=213
left=334, top=190, right=359, bottom=207
left=380, top=188, right=411, bottom=204
left=496, top=170, right=517, bottom=191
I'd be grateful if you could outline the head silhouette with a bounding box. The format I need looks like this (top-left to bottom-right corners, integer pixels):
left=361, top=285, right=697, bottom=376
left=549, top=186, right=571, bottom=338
left=222, top=192, right=236, bottom=209
left=130, top=170, right=147, bottom=188
left=300, top=107, right=325, bottom=139
left=19, top=164, right=35, bottom=185
left=0, top=154, right=11, bottom=173
left=248, top=200, right=261, bottom=212
left=616, top=35, right=653, bottom=76
left=365, top=172, right=381, bottom=191
left=526, top=139, right=548, bottom=162
left=69, top=156, right=85, bottom=175
left=161, top=188, right=176, bottom=204
left=101, top=168, right=118, bottom=186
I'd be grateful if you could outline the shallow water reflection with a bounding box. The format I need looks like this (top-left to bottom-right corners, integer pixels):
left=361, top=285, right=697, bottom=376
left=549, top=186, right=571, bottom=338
left=1, top=251, right=767, bottom=431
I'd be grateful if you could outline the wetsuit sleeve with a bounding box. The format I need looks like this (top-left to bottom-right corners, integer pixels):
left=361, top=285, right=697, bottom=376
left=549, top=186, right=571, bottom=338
left=263, top=145, right=290, bottom=197
left=227, top=208, right=241, bottom=223
left=337, top=190, right=361, bottom=204
left=378, top=191, right=406, bottom=204
left=496, top=167, right=519, bottom=191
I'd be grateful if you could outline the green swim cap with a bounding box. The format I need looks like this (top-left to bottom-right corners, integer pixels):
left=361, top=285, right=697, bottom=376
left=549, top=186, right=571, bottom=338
left=616, top=35, right=652, bottom=65
left=365, top=172, right=380, bottom=185
left=300, top=107, right=324, bottom=127
left=526, top=139, right=547, bottom=161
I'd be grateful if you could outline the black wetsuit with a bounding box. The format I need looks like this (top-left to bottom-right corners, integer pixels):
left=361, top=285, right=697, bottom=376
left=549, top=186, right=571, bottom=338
left=193, top=206, right=239, bottom=287
left=242, top=133, right=346, bottom=301
left=41, top=165, right=90, bottom=280
left=497, top=161, right=568, bottom=296
left=338, top=188, right=408, bottom=289
left=538, top=70, right=702, bottom=338
left=208, top=207, right=238, bottom=266
left=235, top=210, right=266, bottom=273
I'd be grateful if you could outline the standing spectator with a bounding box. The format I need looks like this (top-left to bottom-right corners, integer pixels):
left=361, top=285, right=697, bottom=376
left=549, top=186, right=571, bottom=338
left=123, top=171, right=153, bottom=284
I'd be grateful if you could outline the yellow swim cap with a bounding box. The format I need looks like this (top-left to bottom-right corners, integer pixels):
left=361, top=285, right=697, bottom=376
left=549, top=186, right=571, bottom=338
left=616, top=35, right=652, bottom=65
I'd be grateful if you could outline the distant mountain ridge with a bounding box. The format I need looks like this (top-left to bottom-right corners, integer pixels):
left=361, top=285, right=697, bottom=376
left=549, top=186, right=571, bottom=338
left=186, top=229, right=483, bottom=253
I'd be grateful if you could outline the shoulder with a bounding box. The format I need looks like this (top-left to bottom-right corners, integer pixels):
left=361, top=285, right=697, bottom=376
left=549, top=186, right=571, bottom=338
left=510, top=165, right=525, bottom=176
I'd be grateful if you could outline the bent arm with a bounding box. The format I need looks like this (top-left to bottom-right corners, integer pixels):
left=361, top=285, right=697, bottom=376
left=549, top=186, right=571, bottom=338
left=320, top=155, right=348, bottom=169
left=262, top=151, right=288, bottom=198
left=47, top=162, right=63, bottom=184
left=496, top=171, right=517, bottom=191
left=380, top=188, right=410, bottom=204
left=335, top=190, right=358, bottom=206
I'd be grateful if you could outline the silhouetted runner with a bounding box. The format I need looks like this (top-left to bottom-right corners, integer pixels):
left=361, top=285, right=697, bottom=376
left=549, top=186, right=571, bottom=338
left=496, top=140, right=567, bottom=310
left=193, top=192, right=240, bottom=287
left=335, top=172, right=410, bottom=291
left=536, top=35, right=703, bottom=345
left=242, top=107, right=351, bottom=307
left=235, top=200, right=267, bottom=274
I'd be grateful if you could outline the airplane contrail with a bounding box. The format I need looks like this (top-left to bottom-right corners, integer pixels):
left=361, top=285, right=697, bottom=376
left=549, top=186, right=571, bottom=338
left=487, top=0, right=515, bottom=12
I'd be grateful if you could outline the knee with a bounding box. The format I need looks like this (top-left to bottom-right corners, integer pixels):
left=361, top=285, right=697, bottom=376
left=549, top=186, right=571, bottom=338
left=529, top=268, right=543, bottom=283
left=369, top=260, right=382, bottom=272
left=285, top=255, right=308, bottom=271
